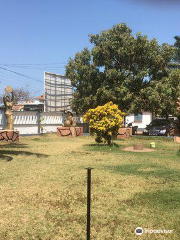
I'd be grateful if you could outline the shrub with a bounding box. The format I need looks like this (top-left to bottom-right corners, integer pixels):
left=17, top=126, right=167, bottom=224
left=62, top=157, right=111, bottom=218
left=83, top=102, right=125, bottom=145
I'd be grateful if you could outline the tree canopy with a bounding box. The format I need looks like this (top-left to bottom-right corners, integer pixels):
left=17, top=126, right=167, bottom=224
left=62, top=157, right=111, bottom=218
left=139, top=69, right=180, bottom=117
left=66, top=23, right=176, bottom=115
left=174, top=36, right=180, bottom=62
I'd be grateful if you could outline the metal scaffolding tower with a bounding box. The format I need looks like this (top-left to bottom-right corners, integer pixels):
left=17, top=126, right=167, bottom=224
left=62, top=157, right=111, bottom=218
left=44, top=72, right=73, bottom=112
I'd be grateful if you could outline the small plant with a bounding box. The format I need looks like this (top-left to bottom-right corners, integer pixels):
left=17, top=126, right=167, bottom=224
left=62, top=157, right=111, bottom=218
left=83, top=102, right=125, bottom=145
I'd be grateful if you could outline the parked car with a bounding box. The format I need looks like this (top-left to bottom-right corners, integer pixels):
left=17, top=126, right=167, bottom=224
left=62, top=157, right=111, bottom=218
left=143, top=118, right=179, bottom=136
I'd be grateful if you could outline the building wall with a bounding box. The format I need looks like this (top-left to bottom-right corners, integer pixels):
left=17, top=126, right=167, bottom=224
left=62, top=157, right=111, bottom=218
left=125, top=112, right=153, bottom=131
left=13, top=125, right=61, bottom=135
left=0, top=111, right=64, bottom=135
left=0, top=111, right=84, bottom=135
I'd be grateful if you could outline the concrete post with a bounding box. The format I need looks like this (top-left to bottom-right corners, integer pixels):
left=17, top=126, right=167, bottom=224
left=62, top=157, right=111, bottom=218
left=37, top=110, right=41, bottom=134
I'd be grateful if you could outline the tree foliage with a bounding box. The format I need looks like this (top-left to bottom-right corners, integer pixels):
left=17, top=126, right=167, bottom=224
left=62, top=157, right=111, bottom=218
left=174, top=36, right=180, bottom=62
left=66, top=23, right=175, bottom=114
left=140, top=69, right=180, bottom=117
left=83, top=102, right=124, bottom=145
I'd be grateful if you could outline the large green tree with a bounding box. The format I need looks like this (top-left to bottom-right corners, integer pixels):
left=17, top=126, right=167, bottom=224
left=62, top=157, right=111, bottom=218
left=139, top=69, right=180, bottom=118
left=174, top=36, right=180, bottom=62
left=66, top=24, right=175, bottom=114
left=168, top=36, right=180, bottom=69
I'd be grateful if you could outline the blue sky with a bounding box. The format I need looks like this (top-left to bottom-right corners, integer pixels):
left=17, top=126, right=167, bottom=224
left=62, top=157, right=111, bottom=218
left=0, top=0, right=180, bottom=95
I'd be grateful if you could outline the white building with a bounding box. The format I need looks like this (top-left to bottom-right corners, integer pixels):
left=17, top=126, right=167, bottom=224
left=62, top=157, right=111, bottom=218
left=125, top=112, right=153, bottom=132
left=12, top=95, right=45, bottom=112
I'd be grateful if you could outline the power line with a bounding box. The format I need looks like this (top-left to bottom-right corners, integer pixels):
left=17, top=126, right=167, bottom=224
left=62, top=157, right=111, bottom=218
left=0, top=62, right=67, bottom=66
left=0, top=65, right=65, bottom=70
left=0, top=76, right=41, bottom=88
left=0, top=70, right=40, bottom=83
left=0, top=66, right=43, bottom=83
left=0, top=71, right=43, bottom=91
left=0, top=78, right=30, bottom=88
left=0, top=78, right=42, bottom=95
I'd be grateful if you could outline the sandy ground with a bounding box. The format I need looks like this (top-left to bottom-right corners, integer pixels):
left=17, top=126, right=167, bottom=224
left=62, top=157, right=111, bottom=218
left=122, top=146, right=156, bottom=152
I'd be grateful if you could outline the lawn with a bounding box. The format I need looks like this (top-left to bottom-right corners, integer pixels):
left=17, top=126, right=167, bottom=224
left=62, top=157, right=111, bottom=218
left=0, top=134, right=180, bottom=240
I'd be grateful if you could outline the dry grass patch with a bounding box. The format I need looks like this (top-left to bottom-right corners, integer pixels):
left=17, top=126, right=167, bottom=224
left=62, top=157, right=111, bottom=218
left=0, top=134, right=180, bottom=239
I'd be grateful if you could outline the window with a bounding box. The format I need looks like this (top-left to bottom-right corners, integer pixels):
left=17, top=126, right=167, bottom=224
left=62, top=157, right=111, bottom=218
left=134, top=113, right=142, bottom=122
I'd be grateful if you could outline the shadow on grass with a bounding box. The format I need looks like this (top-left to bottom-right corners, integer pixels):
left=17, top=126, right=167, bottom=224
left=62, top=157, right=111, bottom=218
left=131, top=135, right=174, bottom=142
left=105, top=163, right=180, bottom=181
left=84, top=142, right=124, bottom=153
left=31, top=134, right=52, bottom=142
left=88, top=142, right=120, bottom=147
left=0, top=150, right=49, bottom=162
left=0, top=154, right=13, bottom=162
left=177, top=150, right=180, bottom=157
left=124, top=189, right=180, bottom=211
left=0, top=143, right=29, bottom=149
left=32, top=138, right=50, bottom=142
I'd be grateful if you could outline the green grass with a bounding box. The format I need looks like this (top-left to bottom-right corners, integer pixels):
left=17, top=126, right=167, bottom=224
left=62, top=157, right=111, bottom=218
left=0, top=134, right=180, bottom=239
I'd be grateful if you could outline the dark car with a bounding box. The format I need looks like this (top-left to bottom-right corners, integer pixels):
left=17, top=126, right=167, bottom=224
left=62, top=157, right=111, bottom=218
left=143, top=118, right=179, bottom=136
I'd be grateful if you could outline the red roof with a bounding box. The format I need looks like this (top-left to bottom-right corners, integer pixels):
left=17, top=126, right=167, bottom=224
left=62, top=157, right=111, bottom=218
left=34, top=94, right=45, bottom=100
left=12, top=105, right=24, bottom=111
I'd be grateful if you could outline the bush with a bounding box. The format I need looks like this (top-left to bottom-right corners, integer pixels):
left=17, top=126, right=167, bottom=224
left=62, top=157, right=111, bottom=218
left=83, top=102, right=124, bottom=145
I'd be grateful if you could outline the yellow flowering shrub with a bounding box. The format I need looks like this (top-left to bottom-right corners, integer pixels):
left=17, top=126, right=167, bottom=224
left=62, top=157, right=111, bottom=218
left=83, top=102, right=125, bottom=145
